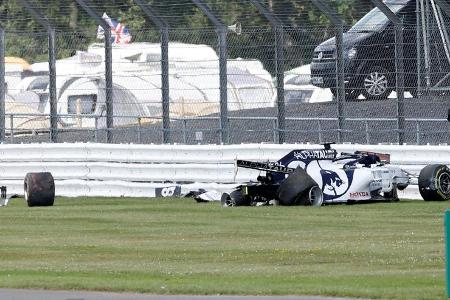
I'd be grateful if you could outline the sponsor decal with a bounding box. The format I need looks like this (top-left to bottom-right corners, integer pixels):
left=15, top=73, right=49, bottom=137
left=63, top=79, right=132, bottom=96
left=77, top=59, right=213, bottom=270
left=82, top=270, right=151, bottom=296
left=236, top=160, right=294, bottom=174
left=155, top=186, right=181, bottom=198
left=321, top=169, right=345, bottom=196
left=304, top=160, right=354, bottom=201
left=293, top=150, right=336, bottom=160
left=349, top=191, right=370, bottom=199
left=267, top=162, right=294, bottom=173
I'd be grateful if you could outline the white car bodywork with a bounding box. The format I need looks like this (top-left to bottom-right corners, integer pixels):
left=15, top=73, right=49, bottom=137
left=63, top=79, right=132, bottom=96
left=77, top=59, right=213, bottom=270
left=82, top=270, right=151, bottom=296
left=285, top=155, right=410, bottom=203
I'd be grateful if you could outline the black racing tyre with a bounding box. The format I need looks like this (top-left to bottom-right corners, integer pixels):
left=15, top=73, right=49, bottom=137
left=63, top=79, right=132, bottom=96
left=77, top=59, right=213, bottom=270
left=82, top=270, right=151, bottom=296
left=24, top=172, right=55, bottom=207
left=220, top=189, right=249, bottom=207
left=221, top=193, right=232, bottom=207
left=229, top=189, right=250, bottom=206
left=361, top=66, right=393, bottom=100
left=418, top=164, right=450, bottom=201
left=277, top=167, right=318, bottom=206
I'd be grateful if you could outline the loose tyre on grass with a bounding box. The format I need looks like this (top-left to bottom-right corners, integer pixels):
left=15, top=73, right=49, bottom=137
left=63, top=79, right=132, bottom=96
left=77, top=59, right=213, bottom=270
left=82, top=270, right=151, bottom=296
left=24, top=172, right=55, bottom=207
left=418, top=164, right=450, bottom=201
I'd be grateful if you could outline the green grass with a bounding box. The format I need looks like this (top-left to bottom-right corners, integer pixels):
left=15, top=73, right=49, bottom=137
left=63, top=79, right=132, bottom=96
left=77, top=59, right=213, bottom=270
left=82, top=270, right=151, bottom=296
left=0, top=197, right=448, bottom=299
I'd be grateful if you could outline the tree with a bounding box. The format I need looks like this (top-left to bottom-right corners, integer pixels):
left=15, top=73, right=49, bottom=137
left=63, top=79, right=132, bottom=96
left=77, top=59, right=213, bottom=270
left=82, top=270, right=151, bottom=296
left=0, top=0, right=375, bottom=70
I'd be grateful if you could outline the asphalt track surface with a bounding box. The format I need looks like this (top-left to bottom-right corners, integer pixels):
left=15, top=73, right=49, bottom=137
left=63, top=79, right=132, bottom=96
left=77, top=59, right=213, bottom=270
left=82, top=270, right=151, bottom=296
left=13, top=97, right=450, bottom=145
left=0, top=289, right=366, bottom=300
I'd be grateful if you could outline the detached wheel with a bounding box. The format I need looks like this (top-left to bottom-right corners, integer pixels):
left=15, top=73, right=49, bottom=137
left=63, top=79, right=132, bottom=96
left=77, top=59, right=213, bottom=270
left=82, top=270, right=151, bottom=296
left=418, top=164, right=450, bottom=201
left=362, top=66, right=393, bottom=100
left=24, top=172, right=55, bottom=207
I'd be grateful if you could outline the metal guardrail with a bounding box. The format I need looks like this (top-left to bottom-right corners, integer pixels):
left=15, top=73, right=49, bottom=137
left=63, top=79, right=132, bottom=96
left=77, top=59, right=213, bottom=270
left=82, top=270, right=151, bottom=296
left=3, top=113, right=448, bottom=145
left=1, top=142, right=448, bottom=198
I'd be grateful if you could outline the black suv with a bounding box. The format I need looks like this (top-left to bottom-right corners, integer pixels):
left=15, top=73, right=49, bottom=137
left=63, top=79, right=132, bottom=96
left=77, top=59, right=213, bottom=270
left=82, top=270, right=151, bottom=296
left=310, top=0, right=438, bottom=100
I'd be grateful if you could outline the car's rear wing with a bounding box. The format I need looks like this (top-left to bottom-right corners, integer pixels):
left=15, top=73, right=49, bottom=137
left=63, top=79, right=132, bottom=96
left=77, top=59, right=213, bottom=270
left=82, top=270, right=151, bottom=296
left=236, top=160, right=295, bottom=174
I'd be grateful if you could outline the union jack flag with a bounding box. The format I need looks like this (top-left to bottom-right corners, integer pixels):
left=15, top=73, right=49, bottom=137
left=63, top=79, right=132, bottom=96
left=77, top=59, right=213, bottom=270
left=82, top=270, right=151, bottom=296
left=97, top=13, right=132, bottom=44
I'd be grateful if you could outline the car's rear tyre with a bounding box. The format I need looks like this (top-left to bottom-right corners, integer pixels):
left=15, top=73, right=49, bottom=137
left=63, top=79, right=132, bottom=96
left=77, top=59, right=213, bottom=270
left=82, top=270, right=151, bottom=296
left=418, top=164, right=450, bottom=201
left=361, top=66, right=393, bottom=100
left=220, top=189, right=249, bottom=207
left=24, top=172, right=55, bottom=207
left=277, top=167, right=318, bottom=205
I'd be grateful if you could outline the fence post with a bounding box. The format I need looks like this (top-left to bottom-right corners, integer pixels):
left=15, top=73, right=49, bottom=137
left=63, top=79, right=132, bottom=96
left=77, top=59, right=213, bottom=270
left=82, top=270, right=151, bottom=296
left=94, top=116, right=98, bottom=143
left=272, top=118, right=278, bottom=143
left=415, top=121, right=420, bottom=145
left=0, top=26, right=4, bottom=143
left=19, top=0, right=58, bottom=143
left=133, top=0, right=170, bottom=144
left=310, top=0, right=345, bottom=143
left=365, top=120, right=370, bottom=144
left=137, top=117, right=142, bottom=144
left=318, top=119, right=322, bottom=144
left=48, top=28, right=58, bottom=142
left=74, top=0, right=114, bottom=143
left=434, top=0, right=450, bottom=119
left=9, top=115, right=13, bottom=144
left=249, top=0, right=285, bottom=144
left=161, top=27, right=170, bottom=144
left=370, top=0, right=405, bottom=145
left=183, top=118, right=187, bottom=144
left=191, top=0, right=229, bottom=144
left=434, top=0, right=450, bottom=17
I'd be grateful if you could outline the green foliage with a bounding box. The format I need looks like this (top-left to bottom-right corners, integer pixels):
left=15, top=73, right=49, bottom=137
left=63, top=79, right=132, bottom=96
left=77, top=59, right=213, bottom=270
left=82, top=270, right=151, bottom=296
left=0, top=0, right=373, bottom=69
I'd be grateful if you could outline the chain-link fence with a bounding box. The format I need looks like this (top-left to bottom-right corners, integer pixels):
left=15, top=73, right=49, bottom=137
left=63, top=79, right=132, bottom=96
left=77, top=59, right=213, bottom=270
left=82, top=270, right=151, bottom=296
left=1, top=0, right=449, bottom=145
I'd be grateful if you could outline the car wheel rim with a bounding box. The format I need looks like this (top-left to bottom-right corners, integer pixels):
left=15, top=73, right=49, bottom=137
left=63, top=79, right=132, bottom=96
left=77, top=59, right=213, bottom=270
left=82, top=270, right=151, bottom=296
left=308, top=186, right=323, bottom=206
left=224, top=199, right=234, bottom=206
left=364, top=71, right=388, bottom=96
left=438, top=172, right=450, bottom=195
left=221, top=194, right=235, bottom=207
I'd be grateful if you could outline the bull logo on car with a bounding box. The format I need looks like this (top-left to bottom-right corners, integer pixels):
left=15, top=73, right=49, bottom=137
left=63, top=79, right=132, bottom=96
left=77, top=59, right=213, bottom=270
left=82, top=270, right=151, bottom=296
left=321, top=169, right=345, bottom=196
left=304, top=160, right=354, bottom=200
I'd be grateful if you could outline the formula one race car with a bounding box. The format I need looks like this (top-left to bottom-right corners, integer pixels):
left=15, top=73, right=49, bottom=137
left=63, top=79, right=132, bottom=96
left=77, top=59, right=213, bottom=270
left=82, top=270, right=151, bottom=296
left=221, top=143, right=450, bottom=207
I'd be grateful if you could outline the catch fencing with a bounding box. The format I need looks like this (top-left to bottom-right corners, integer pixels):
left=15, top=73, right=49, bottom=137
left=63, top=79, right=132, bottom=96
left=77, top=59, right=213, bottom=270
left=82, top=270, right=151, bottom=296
left=1, top=0, right=449, bottom=146
left=1, top=143, right=449, bottom=199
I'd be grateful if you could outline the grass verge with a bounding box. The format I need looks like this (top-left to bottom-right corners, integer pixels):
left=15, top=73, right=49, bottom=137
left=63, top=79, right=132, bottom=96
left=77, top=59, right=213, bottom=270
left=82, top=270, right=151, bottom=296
left=0, top=197, right=447, bottom=299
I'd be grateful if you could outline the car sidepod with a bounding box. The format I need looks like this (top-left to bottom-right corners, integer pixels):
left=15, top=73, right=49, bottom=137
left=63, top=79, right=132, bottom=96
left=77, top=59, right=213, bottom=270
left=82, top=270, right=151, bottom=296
left=300, top=161, right=406, bottom=204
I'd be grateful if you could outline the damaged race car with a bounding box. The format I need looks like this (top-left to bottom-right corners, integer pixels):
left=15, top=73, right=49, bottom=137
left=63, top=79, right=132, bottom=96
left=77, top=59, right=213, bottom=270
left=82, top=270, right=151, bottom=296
left=221, top=144, right=450, bottom=207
